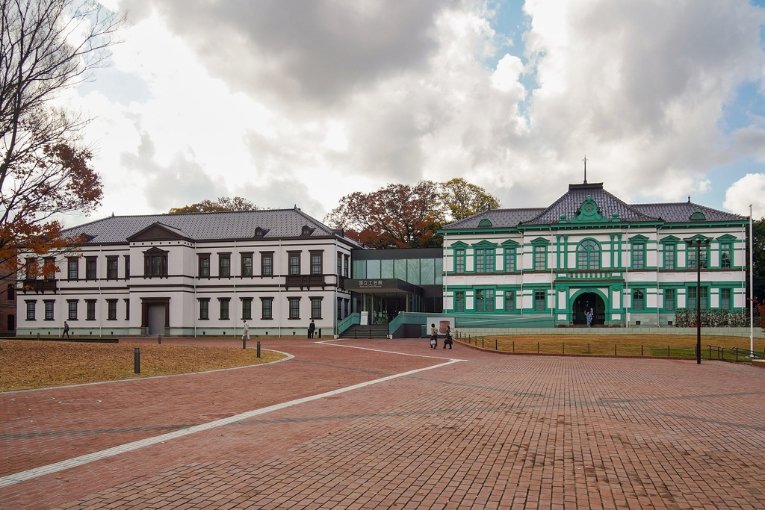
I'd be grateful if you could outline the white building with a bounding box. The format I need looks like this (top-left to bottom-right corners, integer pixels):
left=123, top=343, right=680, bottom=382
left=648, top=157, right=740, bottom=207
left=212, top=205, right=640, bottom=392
left=17, top=208, right=357, bottom=338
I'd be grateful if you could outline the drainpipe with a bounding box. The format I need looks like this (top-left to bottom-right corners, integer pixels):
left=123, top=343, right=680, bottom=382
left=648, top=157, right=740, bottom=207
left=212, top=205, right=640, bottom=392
left=656, top=225, right=660, bottom=328
left=99, top=245, right=103, bottom=338
left=624, top=225, right=629, bottom=328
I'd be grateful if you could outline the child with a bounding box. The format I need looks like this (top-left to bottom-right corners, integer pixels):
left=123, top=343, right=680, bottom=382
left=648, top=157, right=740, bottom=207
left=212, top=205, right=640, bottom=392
left=430, top=323, right=437, bottom=349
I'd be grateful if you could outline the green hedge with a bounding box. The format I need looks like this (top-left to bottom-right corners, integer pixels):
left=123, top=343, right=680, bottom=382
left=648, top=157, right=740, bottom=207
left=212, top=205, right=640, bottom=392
left=674, top=308, right=761, bottom=327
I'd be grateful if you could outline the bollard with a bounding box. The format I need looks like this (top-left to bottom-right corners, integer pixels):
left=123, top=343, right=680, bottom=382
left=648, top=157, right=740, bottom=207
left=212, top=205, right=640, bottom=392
left=562, top=343, right=565, bottom=355
left=496, top=339, right=498, bottom=351
left=134, top=347, right=141, bottom=374
left=537, top=342, right=540, bottom=354
left=243, top=335, right=247, bottom=350
left=708, top=345, right=711, bottom=360
left=588, top=343, right=591, bottom=355
left=667, top=345, right=670, bottom=358
left=319, top=328, right=322, bottom=339
left=614, top=344, right=617, bottom=357
left=641, top=345, right=644, bottom=357
left=256, top=340, right=261, bottom=358
left=513, top=341, right=515, bottom=353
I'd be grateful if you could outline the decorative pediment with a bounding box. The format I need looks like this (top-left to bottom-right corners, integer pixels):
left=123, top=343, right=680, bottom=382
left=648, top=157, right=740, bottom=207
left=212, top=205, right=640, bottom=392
left=127, top=222, right=191, bottom=242
left=451, top=241, right=468, bottom=249
left=685, top=234, right=711, bottom=244
left=530, top=237, right=550, bottom=245
left=570, top=195, right=607, bottom=223
left=660, top=235, right=681, bottom=244
left=501, top=239, right=519, bottom=247
left=716, top=234, right=736, bottom=242
left=478, top=217, right=493, bottom=228
left=472, top=240, right=497, bottom=248
left=628, top=234, right=649, bottom=242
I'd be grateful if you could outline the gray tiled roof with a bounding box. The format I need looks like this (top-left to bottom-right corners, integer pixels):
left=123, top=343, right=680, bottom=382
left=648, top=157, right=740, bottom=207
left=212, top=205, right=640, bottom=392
left=63, top=208, right=351, bottom=244
left=443, top=208, right=545, bottom=229
left=441, top=183, right=746, bottom=230
left=631, top=202, right=745, bottom=222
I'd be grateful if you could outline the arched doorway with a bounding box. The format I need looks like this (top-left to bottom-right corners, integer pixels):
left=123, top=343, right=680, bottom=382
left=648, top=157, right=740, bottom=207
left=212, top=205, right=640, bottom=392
left=572, top=291, right=606, bottom=326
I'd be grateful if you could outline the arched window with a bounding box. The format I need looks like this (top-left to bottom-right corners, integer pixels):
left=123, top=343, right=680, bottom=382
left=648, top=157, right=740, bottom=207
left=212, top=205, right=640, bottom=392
left=576, top=239, right=600, bottom=269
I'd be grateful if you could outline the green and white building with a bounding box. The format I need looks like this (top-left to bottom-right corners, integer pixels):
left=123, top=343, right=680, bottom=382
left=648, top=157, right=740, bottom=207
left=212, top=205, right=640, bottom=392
left=441, top=182, right=748, bottom=327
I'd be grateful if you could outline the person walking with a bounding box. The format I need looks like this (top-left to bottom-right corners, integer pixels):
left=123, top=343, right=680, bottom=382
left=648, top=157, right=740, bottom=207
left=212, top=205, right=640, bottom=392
left=62, top=321, right=70, bottom=339
left=242, top=320, right=250, bottom=341
left=430, top=323, right=438, bottom=349
left=308, top=319, right=316, bottom=339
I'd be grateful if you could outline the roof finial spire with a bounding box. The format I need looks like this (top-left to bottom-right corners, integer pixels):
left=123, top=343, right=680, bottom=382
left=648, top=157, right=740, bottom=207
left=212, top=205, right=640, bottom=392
left=582, top=155, right=588, bottom=184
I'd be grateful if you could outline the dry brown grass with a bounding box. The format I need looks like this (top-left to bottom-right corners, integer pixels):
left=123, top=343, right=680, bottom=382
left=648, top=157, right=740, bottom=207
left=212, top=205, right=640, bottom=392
left=466, top=334, right=765, bottom=358
left=0, top=340, right=285, bottom=391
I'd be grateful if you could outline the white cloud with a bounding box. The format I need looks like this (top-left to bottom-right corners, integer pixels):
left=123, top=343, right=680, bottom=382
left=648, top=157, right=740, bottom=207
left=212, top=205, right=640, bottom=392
left=723, top=173, right=765, bottom=218
left=58, top=0, right=765, bottom=223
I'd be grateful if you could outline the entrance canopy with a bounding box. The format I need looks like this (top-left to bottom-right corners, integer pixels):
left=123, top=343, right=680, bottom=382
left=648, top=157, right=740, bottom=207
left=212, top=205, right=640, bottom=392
left=344, top=278, right=423, bottom=296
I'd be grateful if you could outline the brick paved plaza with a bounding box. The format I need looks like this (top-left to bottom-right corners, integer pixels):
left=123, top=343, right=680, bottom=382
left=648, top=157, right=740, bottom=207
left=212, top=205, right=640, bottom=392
left=1, top=338, right=764, bottom=509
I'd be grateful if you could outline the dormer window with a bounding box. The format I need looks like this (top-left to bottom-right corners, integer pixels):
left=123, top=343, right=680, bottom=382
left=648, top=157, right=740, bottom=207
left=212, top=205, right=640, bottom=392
left=254, top=227, right=269, bottom=238
left=301, top=225, right=315, bottom=237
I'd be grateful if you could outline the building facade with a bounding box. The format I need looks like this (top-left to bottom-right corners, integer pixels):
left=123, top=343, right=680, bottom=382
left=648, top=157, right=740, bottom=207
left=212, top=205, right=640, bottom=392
left=441, top=182, right=748, bottom=327
left=16, top=208, right=357, bottom=338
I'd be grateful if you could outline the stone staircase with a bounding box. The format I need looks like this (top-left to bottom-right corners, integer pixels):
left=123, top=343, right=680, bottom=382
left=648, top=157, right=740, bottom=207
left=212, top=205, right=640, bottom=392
left=341, top=324, right=389, bottom=339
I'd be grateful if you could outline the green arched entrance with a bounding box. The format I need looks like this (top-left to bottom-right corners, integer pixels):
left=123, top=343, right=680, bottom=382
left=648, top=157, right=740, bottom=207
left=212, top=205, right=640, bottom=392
left=572, top=291, right=606, bottom=325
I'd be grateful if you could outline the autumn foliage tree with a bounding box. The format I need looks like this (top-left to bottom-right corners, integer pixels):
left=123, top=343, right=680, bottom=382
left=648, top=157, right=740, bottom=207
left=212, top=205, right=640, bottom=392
left=440, top=177, right=500, bottom=221
left=324, top=181, right=444, bottom=248
left=0, top=0, right=121, bottom=281
left=168, top=196, right=258, bottom=214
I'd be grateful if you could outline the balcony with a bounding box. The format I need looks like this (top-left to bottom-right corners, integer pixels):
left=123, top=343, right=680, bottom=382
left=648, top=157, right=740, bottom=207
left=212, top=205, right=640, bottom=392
left=21, top=279, right=57, bottom=293
left=285, top=274, right=327, bottom=289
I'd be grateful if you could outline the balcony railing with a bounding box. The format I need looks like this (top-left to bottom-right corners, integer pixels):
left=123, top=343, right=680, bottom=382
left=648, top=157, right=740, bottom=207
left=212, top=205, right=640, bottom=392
left=285, top=274, right=327, bottom=289
left=21, top=279, right=57, bottom=293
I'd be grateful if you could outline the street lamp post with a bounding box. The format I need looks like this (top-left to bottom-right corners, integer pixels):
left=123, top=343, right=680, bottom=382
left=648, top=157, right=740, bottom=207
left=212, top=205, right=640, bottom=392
left=686, top=238, right=710, bottom=365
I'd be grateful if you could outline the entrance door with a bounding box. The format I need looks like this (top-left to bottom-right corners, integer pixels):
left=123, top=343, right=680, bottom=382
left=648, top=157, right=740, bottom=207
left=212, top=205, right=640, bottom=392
left=572, top=292, right=605, bottom=325
left=147, top=304, right=166, bottom=335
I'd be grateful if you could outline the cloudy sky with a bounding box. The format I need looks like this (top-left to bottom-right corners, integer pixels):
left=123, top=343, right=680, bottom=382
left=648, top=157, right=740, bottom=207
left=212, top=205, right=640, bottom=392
left=63, top=0, right=765, bottom=226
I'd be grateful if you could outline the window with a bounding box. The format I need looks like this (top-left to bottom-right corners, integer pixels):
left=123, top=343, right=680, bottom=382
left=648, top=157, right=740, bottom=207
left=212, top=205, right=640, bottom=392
left=455, top=248, right=466, bottom=273
left=144, top=249, right=168, bottom=277
left=533, top=245, right=547, bottom=271
left=288, top=252, right=301, bottom=275
left=687, top=287, right=708, bottom=310
left=474, top=289, right=495, bottom=312
left=310, top=297, right=322, bottom=319
left=198, top=254, right=210, bottom=278
left=664, top=289, right=675, bottom=311
left=86, top=300, right=96, bottom=320
left=25, top=258, right=38, bottom=279
left=288, top=297, right=300, bottom=319
left=261, top=252, right=273, bottom=276
left=106, top=256, right=118, bottom=280
left=663, top=244, right=676, bottom=270
left=44, top=300, right=54, bottom=321
left=42, top=257, right=56, bottom=278
left=632, top=289, right=645, bottom=310
left=68, top=257, right=79, bottom=280
left=241, top=253, right=253, bottom=277
left=261, top=297, right=273, bottom=320
left=241, top=297, right=252, bottom=320
left=687, top=245, right=708, bottom=269
left=576, top=240, right=600, bottom=269
left=504, top=247, right=517, bottom=272
left=474, top=247, right=495, bottom=273
left=124, top=299, right=130, bottom=320
left=107, top=299, right=117, bottom=320
left=720, top=288, right=731, bottom=310
left=454, top=291, right=465, bottom=312
left=219, top=298, right=230, bottom=320
left=7, top=284, right=15, bottom=301
left=68, top=300, right=78, bottom=320
left=124, top=255, right=130, bottom=279
left=631, top=243, right=645, bottom=269
left=310, top=251, right=323, bottom=275
left=198, top=298, right=210, bottom=320
left=219, top=253, right=231, bottom=278
left=337, top=253, right=343, bottom=275
left=720, top=243, right=732, bottom=269
left=343, top=255, right=349, bottom=277
left=534, top=291, right=546, bottom=311
left=504, top=290, right=516, bottom=311
left=26, top=300, right=35, bottom=320
left=85, top=257, right=97, bottom=279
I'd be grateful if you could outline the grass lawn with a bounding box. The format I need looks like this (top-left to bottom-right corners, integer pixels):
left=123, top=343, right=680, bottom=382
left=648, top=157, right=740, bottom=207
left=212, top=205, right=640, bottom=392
left=464, top=334, right=765, bottom=359
left=0, top=340, right=286, bottom=391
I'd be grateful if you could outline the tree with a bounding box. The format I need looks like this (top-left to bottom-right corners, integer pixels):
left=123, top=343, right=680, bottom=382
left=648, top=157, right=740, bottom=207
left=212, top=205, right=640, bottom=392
left=440, top=177, right=500, bottom=221
left=324, top=181, right=445, bottom=248
left=0, top=0, right=121, bottom=279
left=168, top=196, right=258, bottom=214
